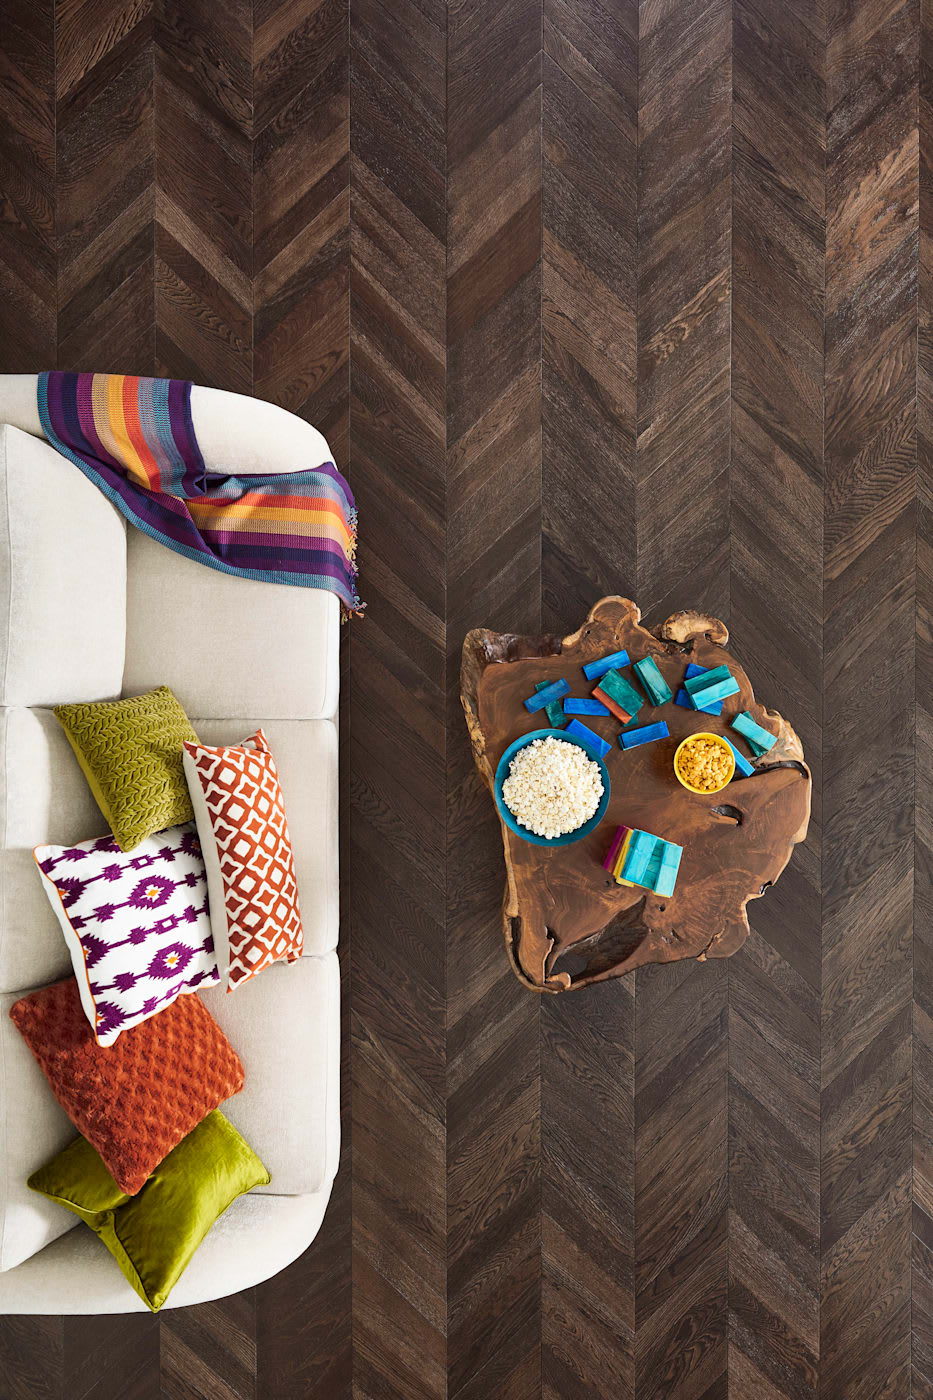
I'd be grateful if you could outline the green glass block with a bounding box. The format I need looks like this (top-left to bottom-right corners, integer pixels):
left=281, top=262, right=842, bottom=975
left=633, top=656, right=673, bottom=706
left=597, top=668, right=644, bottom=716
left=535, top=680, right=568, bottom=729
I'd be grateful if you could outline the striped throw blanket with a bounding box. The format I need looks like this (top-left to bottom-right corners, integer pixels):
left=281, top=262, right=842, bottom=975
left=38, top=371, right=362, bottom=617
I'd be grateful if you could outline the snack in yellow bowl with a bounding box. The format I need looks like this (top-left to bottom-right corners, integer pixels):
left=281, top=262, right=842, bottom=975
left=674, top=732, right=735, bottom=795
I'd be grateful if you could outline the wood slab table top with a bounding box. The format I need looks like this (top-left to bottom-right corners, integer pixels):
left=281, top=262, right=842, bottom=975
left=460, top=597, right=811, bottom=992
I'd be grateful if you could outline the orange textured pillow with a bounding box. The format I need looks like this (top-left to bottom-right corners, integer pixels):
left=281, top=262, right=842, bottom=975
left=182, top=730, right=304, bottom=991
left=10, top=978, right=244, bottom=1195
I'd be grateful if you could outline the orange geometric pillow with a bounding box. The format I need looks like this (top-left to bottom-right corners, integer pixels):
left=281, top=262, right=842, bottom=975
left=182, top=730, right=304, bottom=991
left=9, top=978, right=244, bottom=1195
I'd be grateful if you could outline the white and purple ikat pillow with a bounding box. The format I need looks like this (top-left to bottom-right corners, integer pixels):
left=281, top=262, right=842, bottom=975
left=34, top=822, right=220, bottom=1046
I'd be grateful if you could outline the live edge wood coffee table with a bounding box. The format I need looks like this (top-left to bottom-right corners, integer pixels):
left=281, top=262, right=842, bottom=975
left=461, top=597, right=811, bottom=993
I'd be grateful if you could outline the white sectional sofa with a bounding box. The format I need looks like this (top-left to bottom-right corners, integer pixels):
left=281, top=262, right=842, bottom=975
left=0, top=375, right=341, bottom=1312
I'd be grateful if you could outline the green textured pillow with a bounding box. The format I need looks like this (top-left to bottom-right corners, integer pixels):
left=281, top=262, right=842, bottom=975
left=54, top=686, right=198, bottom=850
left=28, top=1111, right=269, bottom=1312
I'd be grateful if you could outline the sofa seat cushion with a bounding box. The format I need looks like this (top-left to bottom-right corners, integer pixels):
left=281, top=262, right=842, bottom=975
left=0, top=986, right=80, bottom=1271
left=0, top=707, right=111, bottom=994
left=10, top=978, right=245, bottom=1196
left=198, top=953, right=340, bottom=1195
left=191, top=718, right=338, bottom=959
left=0, top=424, right=126, bottom=708
left=0, top=955, right=338, bottom=1272
left=0, top=713, right=337, bottom=996
left=28, top=1110, right=270, bottom=1312
left=123, top=530, right=340, bottom=722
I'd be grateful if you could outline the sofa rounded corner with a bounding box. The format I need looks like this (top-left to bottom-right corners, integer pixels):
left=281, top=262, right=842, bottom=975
left=0, top=1183, right=336, bottom=1315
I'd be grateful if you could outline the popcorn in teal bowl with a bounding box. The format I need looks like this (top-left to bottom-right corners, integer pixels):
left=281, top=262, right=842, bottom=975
left=493, top=728, right=611, bottom=847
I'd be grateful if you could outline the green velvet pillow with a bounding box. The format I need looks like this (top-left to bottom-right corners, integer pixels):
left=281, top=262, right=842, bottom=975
left=54, top=686, right=198, bottom=850
left=28, top=1111, right=269, bottom=1311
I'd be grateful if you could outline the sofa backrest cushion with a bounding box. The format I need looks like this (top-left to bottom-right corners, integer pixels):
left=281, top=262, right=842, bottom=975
left=123, top=531, right=340, bottom=721
left=0, top=425, right=126, bottom=708
left=0, top=707, right=110, bottom=994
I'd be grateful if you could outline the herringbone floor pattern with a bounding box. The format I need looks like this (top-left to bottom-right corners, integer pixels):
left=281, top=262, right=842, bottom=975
left=0, top=1, right=927, bottom=1396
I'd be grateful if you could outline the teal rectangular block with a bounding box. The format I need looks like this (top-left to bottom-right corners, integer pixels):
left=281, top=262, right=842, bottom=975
left=684, top=664, right=731, bottom=696
left=654, top=844, right=683, bottom=897
left=642, top=843, right=665, bottom=891
left=620, top=830, right=656, bottom=886
left=688, top=676, right=739, bottom=707
left=597, top=669, right=644, bottom=717
left=618, top=828, right=682, bottom=893
left=535, top=680, right=568, bottom=728
left=731, top=709, right=776, bottom=756
left=675, top=687, right=723, bottom=715
left=634, top=655, right=673, bottom=706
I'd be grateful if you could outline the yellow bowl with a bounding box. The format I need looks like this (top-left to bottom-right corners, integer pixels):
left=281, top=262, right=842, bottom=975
left=674, top=732, right=735, bottom=795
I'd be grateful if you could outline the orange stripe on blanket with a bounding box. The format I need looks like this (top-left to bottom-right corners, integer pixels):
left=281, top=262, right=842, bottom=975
left=187, top=500, right=352, bottom=539
left=195, top=521, right=350, bottom=544
left=105, top=377, right=151, bottom=491
left=203, top=492, right=348, bottom=516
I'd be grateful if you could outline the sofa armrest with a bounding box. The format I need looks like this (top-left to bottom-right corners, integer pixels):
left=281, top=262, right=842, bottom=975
left=190, top=385, right=336, bottom=475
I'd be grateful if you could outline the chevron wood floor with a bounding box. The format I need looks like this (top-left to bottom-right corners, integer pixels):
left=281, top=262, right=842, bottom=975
left=0, top=1, right=928, bottom=1396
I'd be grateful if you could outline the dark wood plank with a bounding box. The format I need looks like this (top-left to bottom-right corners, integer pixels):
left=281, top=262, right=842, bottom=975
left=822, top=3, right=917, bottom=1398
left=918, top=4, right=933, bottom=1394
left=730, top=2, right=823, bottom=1396
left=64, top=1314, right=160, bottom=1400
left=161, top=1295, right=255, bottom=1400
left=0, top=0, right=56, bottom=369
left=56, top=0, right=155, bottom=375
left=636, top=0, right=731, bottom=624
left=634, top=3, right=732, bottom=1398
left=254, top=0, right=349, bottom=459
left=541, top=0, right=637, bottom=621
left=539, top=13, right=637, bottom=1384
left=155, top=0, right=252, bottom=391
left=0, top=1318, right=62, bottom=1400
left=0, top=1, right=930, bottom=1395
left=447, top=0, right=542, bottom=1396
left=350, top=0, right=445, bottom=1394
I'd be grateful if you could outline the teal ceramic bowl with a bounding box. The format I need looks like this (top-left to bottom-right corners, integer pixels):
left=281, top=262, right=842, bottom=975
left=493, top=727, right=611, bottom=847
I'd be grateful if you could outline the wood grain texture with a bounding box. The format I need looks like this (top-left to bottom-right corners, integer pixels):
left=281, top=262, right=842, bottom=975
left=155, top=0, right=252, bottom=392
left=0, top=0, right=56, bottom=369
left=57, top=0, right=155, bottom=375
left=634, top=6, right=733, bottom=1398
left=539, top=17, right=637, bottom=1392
left=350, top=0, right=446, bottom=1392
left=0, top=0, right=929, bottom=1394
left=730, top=3, right=823, bottom=1397
left=447, top=0, right=542, bottom=1394
left=919, top=7, right=933, bottom=1396
left=461, top=598, right=810, bottom=989
left=823, top=5, right=917, bottom=1399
